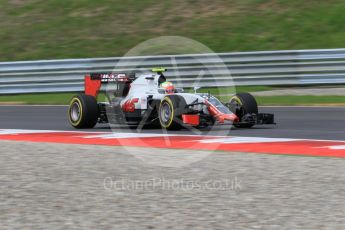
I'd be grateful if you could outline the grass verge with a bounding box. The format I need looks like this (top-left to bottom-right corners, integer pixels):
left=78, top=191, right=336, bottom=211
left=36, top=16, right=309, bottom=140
left=256, top=95, right=345, bottom=106
left=1, top=91, right=344, bottom=106
left=0, top=93, right=75, bottom=105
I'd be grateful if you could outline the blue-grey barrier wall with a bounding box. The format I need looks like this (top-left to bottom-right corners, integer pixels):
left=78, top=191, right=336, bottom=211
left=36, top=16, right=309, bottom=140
left=1, top=48, right=345, bottom=94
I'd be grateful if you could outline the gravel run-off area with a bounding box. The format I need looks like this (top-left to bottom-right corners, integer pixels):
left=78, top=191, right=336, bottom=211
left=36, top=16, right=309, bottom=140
left=0, top=140, right=344, bottom=230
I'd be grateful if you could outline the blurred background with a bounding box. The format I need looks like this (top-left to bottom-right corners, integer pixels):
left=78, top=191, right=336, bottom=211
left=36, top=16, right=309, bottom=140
left=1, top=0, right=344, bottom=61
left=1, top=0, right=345, bottom=105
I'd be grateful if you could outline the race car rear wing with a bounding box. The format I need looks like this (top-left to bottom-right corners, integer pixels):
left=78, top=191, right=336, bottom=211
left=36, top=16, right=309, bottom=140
left=84, top=73, right=136, bottom=97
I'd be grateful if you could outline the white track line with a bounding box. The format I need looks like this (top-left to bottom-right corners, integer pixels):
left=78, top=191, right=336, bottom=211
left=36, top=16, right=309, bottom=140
left=1, top=129, right=345, bottom=143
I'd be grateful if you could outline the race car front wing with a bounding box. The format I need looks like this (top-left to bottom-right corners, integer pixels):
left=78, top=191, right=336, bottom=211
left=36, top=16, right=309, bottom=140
left=235, top=113, right=275, bottom=126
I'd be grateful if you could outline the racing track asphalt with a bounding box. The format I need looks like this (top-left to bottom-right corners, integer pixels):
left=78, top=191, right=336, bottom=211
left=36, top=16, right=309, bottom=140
left=0, top=105, right=345, bottom=140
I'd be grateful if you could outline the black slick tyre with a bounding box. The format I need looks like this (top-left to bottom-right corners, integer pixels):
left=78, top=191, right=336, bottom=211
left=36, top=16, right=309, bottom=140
left=158, top=95, right=187, bottom=130
left=68, top=94, right=99, bottom=129
left=229, top=93, right=258, bottom=128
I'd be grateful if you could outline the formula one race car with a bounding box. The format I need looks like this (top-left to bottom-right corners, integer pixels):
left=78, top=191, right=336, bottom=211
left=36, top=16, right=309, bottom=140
left=68, top=68, right=274, bottom=129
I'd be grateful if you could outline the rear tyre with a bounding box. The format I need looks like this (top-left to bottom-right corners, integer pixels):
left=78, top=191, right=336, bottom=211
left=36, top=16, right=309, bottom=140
left=68, top=94, right=99, bottom=128
left=159, top=95, right=187, bottom=130
left=229, top=93, right=258, bottom=128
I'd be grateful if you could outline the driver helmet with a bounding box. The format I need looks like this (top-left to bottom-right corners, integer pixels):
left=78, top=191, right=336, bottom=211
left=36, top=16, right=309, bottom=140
left=161, top=81, right=175, bottom=94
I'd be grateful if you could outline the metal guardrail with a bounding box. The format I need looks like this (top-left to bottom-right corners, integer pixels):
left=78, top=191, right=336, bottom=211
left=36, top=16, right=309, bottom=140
left=1, top=48, right=345, bottom=94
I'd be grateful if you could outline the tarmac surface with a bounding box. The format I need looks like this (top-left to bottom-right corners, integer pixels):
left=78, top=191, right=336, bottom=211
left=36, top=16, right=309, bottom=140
left=1, top=105, right=345, bottom=140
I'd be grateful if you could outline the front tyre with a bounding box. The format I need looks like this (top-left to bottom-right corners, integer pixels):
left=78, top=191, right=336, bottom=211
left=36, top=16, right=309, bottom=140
left=159, top=95, right=187, bottom=130
left=229, top=93, right=258, bottom=128
left=68, top=94, right=99, bottom=128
